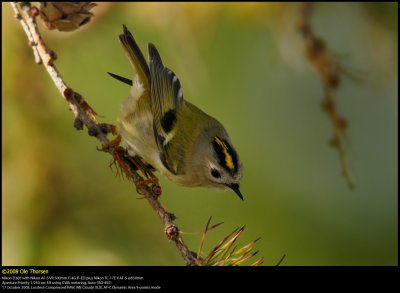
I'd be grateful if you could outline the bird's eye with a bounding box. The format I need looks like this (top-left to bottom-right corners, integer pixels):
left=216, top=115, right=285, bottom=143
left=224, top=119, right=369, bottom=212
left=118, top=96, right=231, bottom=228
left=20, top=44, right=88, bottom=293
left=211, top=168, right=221, bottom=178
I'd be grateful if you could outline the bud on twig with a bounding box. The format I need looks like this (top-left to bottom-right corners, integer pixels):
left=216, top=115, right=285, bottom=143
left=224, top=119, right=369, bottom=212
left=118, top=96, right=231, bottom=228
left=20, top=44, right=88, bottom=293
left=165, top=225, right=180, bottom=241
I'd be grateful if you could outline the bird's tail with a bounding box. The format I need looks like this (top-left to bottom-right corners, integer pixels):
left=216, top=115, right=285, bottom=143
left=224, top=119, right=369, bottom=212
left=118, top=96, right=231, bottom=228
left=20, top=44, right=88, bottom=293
left=118, top=25, right=150, bottom=91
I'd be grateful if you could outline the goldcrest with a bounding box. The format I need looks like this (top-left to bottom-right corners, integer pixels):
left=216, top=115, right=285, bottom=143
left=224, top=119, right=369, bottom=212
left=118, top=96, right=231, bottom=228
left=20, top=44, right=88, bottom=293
left=109, top=25, right=243, bottom=200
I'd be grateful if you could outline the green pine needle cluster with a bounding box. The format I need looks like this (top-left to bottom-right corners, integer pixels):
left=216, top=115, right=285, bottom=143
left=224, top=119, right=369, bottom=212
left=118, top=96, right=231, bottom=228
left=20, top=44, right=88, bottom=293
left=196, top=217, right=264, bottom=266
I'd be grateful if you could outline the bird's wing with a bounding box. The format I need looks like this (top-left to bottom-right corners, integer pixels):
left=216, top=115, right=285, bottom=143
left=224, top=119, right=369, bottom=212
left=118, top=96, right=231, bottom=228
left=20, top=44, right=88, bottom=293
left=148, top=43, right=185, bottom=174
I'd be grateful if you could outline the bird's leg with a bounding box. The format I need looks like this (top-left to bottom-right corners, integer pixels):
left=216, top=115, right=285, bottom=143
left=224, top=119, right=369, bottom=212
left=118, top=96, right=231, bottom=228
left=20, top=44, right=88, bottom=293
left=99, top=134, right=122, bottom=152
left=98, top=134, right=128, bottom=177
left=126, top=155, right=162, bottom=197
left=98, top=135, right=161, bottom=197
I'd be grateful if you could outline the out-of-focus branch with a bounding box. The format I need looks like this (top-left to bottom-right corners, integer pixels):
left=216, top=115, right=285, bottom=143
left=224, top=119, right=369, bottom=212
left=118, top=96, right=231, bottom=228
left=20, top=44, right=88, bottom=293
left=11, top=2, right=200, bottom=266
left=298, top=2, right=355, bottom=189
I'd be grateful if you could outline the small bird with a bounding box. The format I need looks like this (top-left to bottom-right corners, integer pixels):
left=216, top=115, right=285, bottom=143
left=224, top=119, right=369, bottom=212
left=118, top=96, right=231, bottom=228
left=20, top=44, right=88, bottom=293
left=108, top=25, right=243, bottom=200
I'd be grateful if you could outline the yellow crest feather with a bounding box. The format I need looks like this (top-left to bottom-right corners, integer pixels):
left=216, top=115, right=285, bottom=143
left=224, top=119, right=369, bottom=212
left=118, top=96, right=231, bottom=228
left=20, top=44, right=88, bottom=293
left=214, top=136, right=235, bottom=170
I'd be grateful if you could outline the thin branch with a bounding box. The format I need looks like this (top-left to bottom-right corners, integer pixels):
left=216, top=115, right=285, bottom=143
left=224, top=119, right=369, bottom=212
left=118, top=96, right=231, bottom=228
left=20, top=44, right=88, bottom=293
left=10, top=2, right=41, bottom=64
left=11, top=2, right=200, bottom=266
left=298, top=2, right=355, bottom=189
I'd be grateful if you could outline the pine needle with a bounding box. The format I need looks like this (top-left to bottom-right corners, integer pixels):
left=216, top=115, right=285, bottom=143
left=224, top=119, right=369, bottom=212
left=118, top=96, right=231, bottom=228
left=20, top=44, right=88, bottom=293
left=251, top=256, right=264, bottom=266
left=233, top=237, right=261, bottom=256
left=215, top=226, right=245, bottom=264
left=276, top=254, right=286, bottom=266
left=197, top=216, right=212, bottom=260
left=203, top=227, right=240, bottom=265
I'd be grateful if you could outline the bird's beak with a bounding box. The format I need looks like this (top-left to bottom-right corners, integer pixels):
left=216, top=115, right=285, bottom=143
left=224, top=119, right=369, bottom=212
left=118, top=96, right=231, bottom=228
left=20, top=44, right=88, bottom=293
left=227, top=183, right=244, bottom=201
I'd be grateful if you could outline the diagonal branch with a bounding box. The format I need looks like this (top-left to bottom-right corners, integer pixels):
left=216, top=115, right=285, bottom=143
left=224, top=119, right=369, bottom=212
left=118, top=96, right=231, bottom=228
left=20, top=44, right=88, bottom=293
left=11, top=2, right=200, bottom=266
left=10, top=2, right=41, bottom=64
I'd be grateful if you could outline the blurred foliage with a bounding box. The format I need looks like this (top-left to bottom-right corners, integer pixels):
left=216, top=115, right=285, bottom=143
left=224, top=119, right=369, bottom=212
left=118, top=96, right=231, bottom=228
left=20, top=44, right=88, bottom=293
left=2, top=2, right=398, bottom=266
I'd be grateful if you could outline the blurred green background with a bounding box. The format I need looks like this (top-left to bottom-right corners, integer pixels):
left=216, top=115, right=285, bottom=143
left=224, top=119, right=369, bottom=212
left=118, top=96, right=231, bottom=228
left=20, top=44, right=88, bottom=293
left=2, top=2, right=397, bottom=266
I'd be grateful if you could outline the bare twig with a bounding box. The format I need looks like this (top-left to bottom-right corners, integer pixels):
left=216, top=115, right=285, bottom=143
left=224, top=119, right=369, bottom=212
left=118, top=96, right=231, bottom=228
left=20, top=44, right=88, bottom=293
left=298, top=2, right=355, bottom=189
left=10, top=2, right=41, bottom=64
left=11, top=2, right=200, bottom=266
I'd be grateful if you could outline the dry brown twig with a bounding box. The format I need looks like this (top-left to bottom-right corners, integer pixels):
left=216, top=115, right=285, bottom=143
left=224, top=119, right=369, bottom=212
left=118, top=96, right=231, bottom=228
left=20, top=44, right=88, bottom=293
left=10, top=1, right=200, bottom=266
left=298, top=2, right=355, bottom=189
